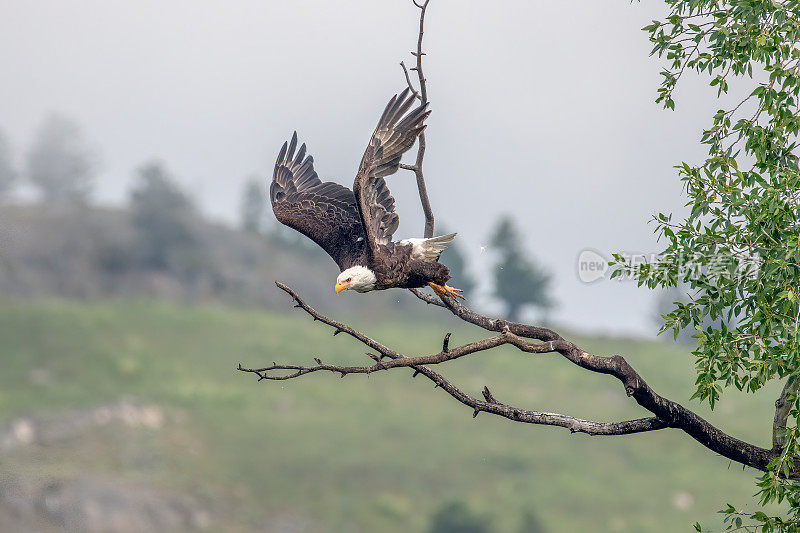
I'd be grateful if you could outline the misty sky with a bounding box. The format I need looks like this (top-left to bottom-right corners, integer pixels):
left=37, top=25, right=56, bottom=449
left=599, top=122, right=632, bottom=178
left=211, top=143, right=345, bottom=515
left=0, top=1, right=728, bottom=336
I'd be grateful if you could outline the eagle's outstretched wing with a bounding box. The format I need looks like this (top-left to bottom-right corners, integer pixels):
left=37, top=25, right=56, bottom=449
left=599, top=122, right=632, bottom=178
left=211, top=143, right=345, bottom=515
left=353, top=89, right=430, bottom=260
left=270, top=132, right=367, bottom=271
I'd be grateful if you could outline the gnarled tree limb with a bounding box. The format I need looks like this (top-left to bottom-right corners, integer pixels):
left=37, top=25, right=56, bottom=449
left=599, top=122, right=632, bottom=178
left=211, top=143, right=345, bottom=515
left=409, top=288, right=778, bottom=473
left=239, top=283, right=667, bottom=437
left=240, top=282, right=787, bottom=475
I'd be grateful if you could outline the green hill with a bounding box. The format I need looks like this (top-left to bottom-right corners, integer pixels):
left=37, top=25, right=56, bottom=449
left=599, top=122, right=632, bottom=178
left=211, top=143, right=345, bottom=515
left=0, top=298, right=783, bottom=532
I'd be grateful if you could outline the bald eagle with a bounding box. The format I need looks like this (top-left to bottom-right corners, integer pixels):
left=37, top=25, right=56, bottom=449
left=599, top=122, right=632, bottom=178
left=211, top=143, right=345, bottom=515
left=270, top=89, right=463, bottom=299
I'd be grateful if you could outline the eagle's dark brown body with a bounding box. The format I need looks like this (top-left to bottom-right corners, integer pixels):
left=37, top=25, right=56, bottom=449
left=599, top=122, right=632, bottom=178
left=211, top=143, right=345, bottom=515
left=269, top=89, right=456, bottom=295
left=371, top=243, right=451, bottom=290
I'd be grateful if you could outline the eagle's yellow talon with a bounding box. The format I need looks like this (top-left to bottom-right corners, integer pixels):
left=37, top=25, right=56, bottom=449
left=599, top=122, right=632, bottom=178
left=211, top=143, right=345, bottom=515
left=428, top=282, right=466, bottom=300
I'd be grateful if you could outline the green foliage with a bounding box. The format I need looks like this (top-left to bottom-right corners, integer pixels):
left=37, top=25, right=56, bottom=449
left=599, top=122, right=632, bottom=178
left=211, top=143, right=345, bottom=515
left=491, top=216, right=552, bottom=321
left=0, top=129, right=16, bottom=199
left=130, top=161, right=201, bottom=277
left=428, top=501, right=492, bottom=533
left=25, top=114, right=94, bottom=204
left=615, top=0, right=800, bottom=528
left=654, top=282, right=737, bottom=345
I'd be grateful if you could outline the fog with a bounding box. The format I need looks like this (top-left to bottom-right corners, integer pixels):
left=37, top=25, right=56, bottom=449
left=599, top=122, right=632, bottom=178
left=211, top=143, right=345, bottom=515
left=0, top=0, right=723, bottom=335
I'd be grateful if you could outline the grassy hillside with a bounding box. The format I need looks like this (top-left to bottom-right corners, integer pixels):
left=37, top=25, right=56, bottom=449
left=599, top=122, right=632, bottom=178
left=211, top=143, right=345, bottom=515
left=0, top=298, right=784, bottom=532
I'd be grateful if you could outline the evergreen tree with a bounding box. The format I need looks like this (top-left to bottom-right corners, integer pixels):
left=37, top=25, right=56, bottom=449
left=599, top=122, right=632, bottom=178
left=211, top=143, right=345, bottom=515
left=491, top=216, right=552, bottom=321
left=130, top=161, right=199, bottom=274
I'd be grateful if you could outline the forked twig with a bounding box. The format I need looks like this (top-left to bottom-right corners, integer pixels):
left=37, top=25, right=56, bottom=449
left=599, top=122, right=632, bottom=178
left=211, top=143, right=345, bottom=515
left=399, top=0, right=435, bottom=239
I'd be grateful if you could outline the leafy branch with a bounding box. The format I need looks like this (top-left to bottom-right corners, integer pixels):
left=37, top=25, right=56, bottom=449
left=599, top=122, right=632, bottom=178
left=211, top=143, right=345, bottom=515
left=631, top=0, right=800, bottom=528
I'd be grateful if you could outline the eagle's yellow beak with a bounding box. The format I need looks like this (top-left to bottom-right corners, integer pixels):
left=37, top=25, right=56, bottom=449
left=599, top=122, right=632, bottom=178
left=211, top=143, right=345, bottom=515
left=334, top=280, right=350, bottom=294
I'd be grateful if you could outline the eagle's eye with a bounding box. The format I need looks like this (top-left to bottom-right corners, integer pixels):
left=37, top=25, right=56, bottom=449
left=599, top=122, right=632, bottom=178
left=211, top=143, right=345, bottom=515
left=346, top=277, right=352, bottom=282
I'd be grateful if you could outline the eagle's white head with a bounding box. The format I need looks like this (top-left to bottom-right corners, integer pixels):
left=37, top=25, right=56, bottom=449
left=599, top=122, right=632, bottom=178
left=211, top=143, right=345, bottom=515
left=335, top=266, right=377, bottom=294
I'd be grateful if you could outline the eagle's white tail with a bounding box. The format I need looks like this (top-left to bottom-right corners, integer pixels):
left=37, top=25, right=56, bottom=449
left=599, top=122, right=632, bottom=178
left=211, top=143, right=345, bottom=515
left=401, top=232, right=457, bottom=261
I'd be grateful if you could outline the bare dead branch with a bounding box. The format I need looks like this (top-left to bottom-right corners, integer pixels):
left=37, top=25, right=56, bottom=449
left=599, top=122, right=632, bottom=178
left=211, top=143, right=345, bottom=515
left=409, top=287, right=562, bottom=341
left=272, top=282, right=403, bottom=360
left=400, top=61, right=420, bottom=101
left=400, top=0, right=435, bottom=238
left=413, top=286, right=778, bottom=474
left=240, top=284, right=667, bottom=436
left=412, top=1, right=429, bottom=104
left=242, top=309, right=560, bottom=376
left=241, top=282, right=789, bottom=476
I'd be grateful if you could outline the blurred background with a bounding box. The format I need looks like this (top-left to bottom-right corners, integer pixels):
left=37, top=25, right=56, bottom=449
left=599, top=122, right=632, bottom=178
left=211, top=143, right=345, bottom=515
left=0, top=1, right=781, bottom=531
